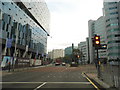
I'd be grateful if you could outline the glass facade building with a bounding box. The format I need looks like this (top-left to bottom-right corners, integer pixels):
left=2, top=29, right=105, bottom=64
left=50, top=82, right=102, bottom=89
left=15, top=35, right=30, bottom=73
left=0, top=0, right=50, bottom=59
left=64, top=46, right=72, bottom=56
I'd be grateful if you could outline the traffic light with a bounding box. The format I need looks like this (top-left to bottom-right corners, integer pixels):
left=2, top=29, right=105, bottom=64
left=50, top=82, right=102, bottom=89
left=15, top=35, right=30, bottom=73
left=94, top=35, right=100, bottom=47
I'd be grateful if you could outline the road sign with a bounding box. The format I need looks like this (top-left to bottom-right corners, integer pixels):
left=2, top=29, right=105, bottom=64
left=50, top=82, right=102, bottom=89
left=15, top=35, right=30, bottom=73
left=6, top=38, right=12, bottom=48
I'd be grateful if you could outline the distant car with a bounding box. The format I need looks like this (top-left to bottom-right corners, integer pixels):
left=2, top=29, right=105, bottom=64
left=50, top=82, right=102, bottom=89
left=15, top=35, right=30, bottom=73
left=55, top=62, right=60, bottom=66
left=62, top=62, right=66, bottom=66
left=70, top=62, right=78, bottom=67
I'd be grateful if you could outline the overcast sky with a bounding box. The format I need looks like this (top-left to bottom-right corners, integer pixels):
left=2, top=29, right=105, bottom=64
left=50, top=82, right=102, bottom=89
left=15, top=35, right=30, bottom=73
left=45, top=0, right=103, bottom=52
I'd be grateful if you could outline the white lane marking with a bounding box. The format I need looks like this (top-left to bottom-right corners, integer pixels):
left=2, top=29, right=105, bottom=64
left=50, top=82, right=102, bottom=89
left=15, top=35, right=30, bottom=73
left=1, top=82, right=44, bottom=84
left=1, top=82, right=91, bottom=84
left=34, top=82, right=46, bottom=90
left=47, top=82, right=91, bottom=84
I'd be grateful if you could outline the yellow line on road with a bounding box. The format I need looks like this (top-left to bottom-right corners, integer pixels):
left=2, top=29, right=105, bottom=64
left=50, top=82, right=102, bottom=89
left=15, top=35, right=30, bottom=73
left=82, top=72, right=100, bottom=90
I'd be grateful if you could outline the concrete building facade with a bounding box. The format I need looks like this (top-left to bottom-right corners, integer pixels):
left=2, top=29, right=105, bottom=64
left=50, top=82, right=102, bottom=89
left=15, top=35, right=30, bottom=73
left=88, top=20, right=96, bottom=63
left=86, top=37, right=90, bottom=64
left=94, top=16, right=107, bottom=60
left=103, top=1, right=120, bottom=60
left=52, top=49, right=64, bottom=59
left=78, top=41, right=88, bottom=64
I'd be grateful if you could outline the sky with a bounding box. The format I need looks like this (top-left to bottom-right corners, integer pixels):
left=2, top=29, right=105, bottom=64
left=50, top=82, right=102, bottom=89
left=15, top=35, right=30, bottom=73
left=45, top=0, right=103, bottom=52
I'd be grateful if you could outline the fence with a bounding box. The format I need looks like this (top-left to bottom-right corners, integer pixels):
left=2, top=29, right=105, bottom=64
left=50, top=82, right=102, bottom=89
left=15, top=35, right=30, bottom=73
left=99, top=63, right=120, bottom=89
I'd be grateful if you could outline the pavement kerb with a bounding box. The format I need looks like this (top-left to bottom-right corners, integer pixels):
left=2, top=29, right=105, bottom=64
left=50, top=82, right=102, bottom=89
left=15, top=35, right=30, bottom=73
left=83, top=72, right=111, bottom=89
left=82, top=72, right=100, bottom=90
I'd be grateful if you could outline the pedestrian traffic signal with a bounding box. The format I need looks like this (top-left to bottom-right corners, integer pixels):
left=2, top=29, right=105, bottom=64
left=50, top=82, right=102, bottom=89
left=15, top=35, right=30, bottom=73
left=94, top=35, right=100, bottom=47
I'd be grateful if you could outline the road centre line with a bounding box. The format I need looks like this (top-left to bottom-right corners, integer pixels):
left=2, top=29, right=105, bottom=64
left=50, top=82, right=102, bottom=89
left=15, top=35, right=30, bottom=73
left=1, top=81, right=91, bottom=84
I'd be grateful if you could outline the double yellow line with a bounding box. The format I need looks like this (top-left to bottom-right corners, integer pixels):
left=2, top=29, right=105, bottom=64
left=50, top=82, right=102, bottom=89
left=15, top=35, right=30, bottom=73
left=82, top=72, right=100, bottom=90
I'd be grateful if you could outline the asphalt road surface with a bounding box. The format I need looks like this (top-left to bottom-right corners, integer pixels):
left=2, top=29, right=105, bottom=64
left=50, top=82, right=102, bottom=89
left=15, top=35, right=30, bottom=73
left=1, top=65, right=98, bottom=90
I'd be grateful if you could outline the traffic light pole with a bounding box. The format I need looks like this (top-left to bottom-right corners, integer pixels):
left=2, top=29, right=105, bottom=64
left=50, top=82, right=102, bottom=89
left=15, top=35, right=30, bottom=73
left=96, top=48, right=100, bottom=78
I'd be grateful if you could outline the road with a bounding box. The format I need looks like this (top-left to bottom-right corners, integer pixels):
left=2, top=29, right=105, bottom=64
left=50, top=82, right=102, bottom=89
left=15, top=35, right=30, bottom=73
left=1, top=65, right=99, bottom=90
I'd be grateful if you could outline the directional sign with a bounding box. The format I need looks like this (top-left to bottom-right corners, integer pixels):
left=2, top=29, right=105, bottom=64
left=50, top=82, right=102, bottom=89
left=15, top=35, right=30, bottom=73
left=6, top=38, right=12, bottom=48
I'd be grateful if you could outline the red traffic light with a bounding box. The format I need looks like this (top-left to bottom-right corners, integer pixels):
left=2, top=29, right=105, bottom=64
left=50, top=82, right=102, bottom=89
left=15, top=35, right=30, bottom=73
left=94, top=35, right=100, bottom=46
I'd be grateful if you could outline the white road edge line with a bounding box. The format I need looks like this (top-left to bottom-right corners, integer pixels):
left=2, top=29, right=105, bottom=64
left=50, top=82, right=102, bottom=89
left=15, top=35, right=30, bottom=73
left=1, top=81, right=91, bottom=84
left=34, top=82, right=46, bottom=90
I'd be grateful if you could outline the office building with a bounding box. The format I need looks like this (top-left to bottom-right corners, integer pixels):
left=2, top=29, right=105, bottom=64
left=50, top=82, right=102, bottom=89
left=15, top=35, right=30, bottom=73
left=94, top=16, right=107, bottom=60
left=0, top=0, right=50, bottom=59
left=52, top=49, right=64, bottom=59
left=64, top=46, right=72, bottom=56
left=103, top=1, right=120, bottom=60
left=88, top=20, right=96, bottom=63
left=86, top=37, right=90, bottom=64
left=78, top=41, right=87, bottom=64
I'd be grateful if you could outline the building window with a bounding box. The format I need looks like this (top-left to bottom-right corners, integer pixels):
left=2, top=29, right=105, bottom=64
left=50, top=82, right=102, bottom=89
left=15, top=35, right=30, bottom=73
left=111, top=23, right=118, bottom=26
left=107, top=28, right=119, bottom=33
left=108, top=46, right=120, bottom=50
left=106, top=24, right=110, bottom=27
left=107, top=35, right=115, bottom=38
left=110, top=12, right=118, bottom=15
left=2, top=21, right=5, bottom=30
left=106, top=17, right=118, bottom=22
left=115, top=34, right=120, bottom=37
left=6, top=24, right=9, bottom=31
left=108, top=41, right=115, bottom=44
left=7, top=32, right=9, bottom=38
left=108, top=2, right=117, bottom=5
left=109, top=7, right=117, bottom=10
left=108, top=53, right=120, bottom=56
left=116, top=40, right=120, bottom=43
left=106, top=23, right=118, bottom=27
left=2, top=2, right=4, bottom=5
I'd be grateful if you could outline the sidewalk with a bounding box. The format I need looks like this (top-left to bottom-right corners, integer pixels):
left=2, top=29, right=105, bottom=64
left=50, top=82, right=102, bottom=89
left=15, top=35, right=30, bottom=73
left=1, top=64, right=53, bottom=76
left=79, top=64, right=117, bottom=90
